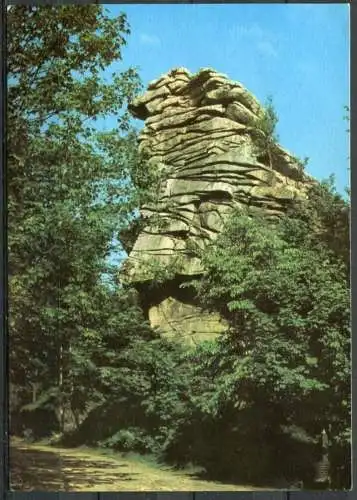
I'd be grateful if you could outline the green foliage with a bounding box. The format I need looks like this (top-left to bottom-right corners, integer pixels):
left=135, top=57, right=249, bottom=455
left=131, top=152, right=166, bottom=206
left=292, top=155, right=309, bottom=171
left=179, top=194, right=350, bottom=487
left=65, top=332, right=190, bottom=456
left=8, top=4, right=146, bottom=433
left=192, top=214, right=348, bottom=408
left=139, top=255, right=187, bottom=284
left=9, top=6, right=350, bottom=490
left=249, top=95, right=279, bottom=167
left=259, top=95, right=279, bottom=140
left=284, top=175, right=350, bottom=273
left=102, top=428, right=153, bottom=451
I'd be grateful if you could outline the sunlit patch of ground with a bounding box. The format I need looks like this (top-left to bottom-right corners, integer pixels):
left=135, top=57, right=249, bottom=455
left=10, top=437, right=270, bottom=492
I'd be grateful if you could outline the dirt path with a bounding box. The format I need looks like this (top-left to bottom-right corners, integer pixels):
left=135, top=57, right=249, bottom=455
left=10, top=437, right=269, bottom=492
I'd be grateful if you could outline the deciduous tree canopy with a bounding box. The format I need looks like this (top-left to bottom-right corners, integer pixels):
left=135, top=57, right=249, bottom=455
left=8, top=5, right=350, bottom=491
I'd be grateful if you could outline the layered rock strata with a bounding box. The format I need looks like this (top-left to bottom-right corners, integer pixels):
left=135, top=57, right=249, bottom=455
left=123, top=67, right=314, bottom=345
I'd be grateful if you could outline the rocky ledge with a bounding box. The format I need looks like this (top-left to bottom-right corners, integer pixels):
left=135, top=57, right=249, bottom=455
left=121, top=67, right=315, bottom=345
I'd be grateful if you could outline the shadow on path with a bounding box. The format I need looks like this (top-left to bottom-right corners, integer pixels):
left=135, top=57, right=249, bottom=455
left=10, top=442, right=135, bottom=491
left=10, top=438, right=270, bottom=492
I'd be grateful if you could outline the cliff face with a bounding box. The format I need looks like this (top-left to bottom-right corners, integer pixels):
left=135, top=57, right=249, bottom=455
left=123, top=67, right=314, bottom=345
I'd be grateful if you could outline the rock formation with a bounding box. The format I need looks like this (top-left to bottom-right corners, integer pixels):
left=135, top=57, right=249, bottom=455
left=122, top=67, right=314, bottom=345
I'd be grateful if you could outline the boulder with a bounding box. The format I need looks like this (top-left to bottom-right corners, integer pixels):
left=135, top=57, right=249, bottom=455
left=122, top=67, right=314, bottom=343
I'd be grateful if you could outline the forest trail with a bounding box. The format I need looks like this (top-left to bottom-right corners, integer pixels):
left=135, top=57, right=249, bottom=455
left=10, top=437, right=268, bottom=492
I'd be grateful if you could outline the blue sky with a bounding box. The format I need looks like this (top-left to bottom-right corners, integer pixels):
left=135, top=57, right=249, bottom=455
left=103, top=3, right=350, bottom=194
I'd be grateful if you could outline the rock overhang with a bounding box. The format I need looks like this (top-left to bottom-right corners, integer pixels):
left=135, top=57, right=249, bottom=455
left=121, top=67, right=316, bottom=344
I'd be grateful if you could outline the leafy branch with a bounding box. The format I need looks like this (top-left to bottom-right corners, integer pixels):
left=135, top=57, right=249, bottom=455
left=247, top=95, right=279, bottom=169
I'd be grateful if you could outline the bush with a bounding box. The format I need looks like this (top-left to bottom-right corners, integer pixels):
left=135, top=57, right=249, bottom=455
left=181, top=204, right=350, bottom=487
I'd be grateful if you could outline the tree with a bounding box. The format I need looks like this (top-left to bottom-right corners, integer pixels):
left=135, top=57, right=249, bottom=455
left=248, top=96, right=309, bottom=175
left=64, top=306, right=190, bottom=456
left=184, top=206, right=350, bottom=487
left=7, top=5, right=144, bottom=435
left=249, top=95, right=279, bottom=169
left=283, top=175, right=350, bottom=274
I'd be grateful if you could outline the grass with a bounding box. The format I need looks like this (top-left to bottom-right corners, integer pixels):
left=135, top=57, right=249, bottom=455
left=10, top=436, right=270, bottom=492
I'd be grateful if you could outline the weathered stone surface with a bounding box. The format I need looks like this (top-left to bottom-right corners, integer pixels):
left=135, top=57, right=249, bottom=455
left=149, top=297, right=227, bottom=346
left=123, top=67, right=315, bottom=344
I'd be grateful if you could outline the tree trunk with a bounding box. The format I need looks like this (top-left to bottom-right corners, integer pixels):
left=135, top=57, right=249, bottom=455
left=59, top=342, right=65, bottom=433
